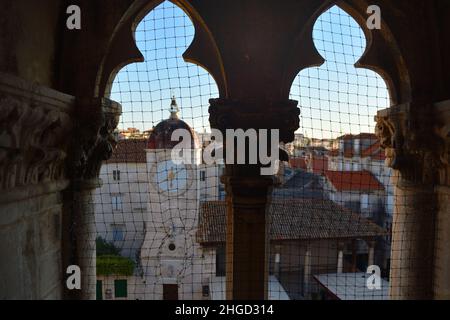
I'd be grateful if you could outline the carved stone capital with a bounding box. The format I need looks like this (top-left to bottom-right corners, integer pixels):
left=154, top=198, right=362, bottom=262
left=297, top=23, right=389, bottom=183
left=375, top=102, right=449, bottom=185
left=0, top=73, right=74, bottom=193
left=208, top=98, right=300, bottom=144
left=70, top=97, right=122, bottom=182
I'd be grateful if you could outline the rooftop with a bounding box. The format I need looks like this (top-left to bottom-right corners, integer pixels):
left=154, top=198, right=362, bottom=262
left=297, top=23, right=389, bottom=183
left=324, top=170, right=384, bottom=192
left=314, top=273, right=389, bottom=300
left=197, top=199, right=386, bottom=245
left=107, top=139, right=147, bottom=163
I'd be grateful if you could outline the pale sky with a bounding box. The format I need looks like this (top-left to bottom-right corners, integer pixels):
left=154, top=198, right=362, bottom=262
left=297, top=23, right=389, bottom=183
left=110, top=2, right=389, bottom=139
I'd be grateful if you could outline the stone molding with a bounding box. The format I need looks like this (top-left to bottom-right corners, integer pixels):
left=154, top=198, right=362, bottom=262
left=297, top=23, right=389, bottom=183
left=70, top=97, right=122, bottom=183
left=375, top=101, right=450, bottom=185
left=0, top=73, right=74, bottom=195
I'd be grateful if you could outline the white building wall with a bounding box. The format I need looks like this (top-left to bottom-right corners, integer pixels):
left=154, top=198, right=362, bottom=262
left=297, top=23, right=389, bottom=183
left=94, top=162, right=149, bottom=259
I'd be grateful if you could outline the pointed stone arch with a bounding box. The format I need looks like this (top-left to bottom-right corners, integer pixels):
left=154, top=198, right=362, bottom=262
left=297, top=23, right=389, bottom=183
left=95, top=0, right=227, bottom=99
left=335, top=0, right=412, bottom=105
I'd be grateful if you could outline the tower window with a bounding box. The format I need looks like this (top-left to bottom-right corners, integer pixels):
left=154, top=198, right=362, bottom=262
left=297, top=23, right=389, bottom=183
left=111, top=195, right=123, bottom=211
left=200, top=170, right=206, bottom=181
left=113, top=170, right=121, bottom=181
left=112, top=224, right=125, bottom=241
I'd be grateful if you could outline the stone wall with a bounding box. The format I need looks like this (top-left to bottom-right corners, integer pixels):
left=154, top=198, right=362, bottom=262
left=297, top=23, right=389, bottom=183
left=0, top=0, right=63, bottom=87
left=0, top=72, right=74, bottom=299
left=0, top=190, right=67, bottom=299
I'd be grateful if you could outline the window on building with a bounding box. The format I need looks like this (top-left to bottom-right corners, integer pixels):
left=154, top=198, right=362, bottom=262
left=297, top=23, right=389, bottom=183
left=200, top=170, right=206, bottom=181
left=96, top=280, right=103, bottom=300
left=111, top=195, right=123, bottom=211
left=114, top=279, right=128, bottom=298
left=112, top=224, right=125, bottom=242
left=113, top=170, right=121, bottom=181
left=361, top=194, right=369, bottom=210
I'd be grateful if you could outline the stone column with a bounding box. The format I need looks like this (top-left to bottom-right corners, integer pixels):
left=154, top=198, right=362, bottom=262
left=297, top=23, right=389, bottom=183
left=222, top=173, right=273, bottom=300
left=72, top=179, right=101, bottom=299
left=376, top=102, right=448, bottom=299
left=367, top=240, right=376, bottom=267
left=210, top=99, right=300, bottom=300
left=348, top=240, right=357, bottom=272
left=337, top=250, right=344, bottom=274
left=0, top=73, right=74, bottom=299
left=68, top=97, right=122, bottom=299
left=337, top=240, right=346, bottom=274
left=273, top=245, right=281, bottom=279
left=303, top=245, right=312, bottom=297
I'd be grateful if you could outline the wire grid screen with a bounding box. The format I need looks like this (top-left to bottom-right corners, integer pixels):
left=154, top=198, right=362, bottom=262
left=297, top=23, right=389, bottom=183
left=95, top=1, right=220, bottom=300
left=280, top=5, right=391, bottom=300
left=94, top=2, right=392, bottom=301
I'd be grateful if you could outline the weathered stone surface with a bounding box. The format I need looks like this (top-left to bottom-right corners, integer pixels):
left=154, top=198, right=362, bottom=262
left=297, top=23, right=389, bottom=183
left=0, top=73, right=74, bottom=300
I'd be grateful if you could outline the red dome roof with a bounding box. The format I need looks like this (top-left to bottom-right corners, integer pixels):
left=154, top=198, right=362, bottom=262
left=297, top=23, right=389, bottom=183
left=147, top=97, right=199, bottom=150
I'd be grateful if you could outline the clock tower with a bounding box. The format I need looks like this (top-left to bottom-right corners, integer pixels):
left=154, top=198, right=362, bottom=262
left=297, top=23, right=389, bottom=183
left=140, top=97, right=203, bottom=299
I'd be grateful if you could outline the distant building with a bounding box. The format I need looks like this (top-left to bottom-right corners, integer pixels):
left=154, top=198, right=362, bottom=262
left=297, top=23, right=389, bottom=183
left=306, top=155, right=328, bottom=175
left=324, top=133, right=394, bottom=274
left=197, top=199, right=385, bottom=300
left=117, top=127, right=153, bottom=140
left=323, top=170, right=385, bottom=220
left=327, top=133, right=394, bottom=231
left=285, top=133, right=307, bottom=154
left=94, top=98, right=224, bottom=300
left=310, top=138, right=334, bottom=149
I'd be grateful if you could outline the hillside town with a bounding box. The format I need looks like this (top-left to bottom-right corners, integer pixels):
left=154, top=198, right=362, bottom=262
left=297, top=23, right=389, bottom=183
left=93, top=98, right=392, bottom=300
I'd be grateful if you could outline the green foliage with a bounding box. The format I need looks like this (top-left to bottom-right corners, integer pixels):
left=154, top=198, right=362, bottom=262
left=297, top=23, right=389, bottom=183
left=96, top=236, right=121, bottom=256
left=96, top=255, right=135, bottom=276
left=96, top=237, right=134, bottom=276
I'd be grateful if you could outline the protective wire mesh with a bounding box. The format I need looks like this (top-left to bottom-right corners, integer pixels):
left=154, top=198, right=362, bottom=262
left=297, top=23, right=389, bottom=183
left=94, top=2, right=392, bottom=300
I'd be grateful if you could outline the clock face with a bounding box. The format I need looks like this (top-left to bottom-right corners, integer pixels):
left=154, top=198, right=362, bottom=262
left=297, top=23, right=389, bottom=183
left=153, top=159, right=190, bottom=195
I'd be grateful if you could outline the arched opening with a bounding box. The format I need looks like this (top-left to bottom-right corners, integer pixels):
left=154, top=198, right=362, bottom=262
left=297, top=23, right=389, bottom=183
left=94, top=1, right=222, bottom=300
left=274, top=5, right=392, bottom=300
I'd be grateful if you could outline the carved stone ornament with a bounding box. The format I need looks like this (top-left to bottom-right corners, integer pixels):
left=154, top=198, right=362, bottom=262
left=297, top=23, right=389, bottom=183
left=375, top=102, right=449, bottom=185
left=71, top=97, right=122, bottom=182
left=0, top=73, right=74, bottom=192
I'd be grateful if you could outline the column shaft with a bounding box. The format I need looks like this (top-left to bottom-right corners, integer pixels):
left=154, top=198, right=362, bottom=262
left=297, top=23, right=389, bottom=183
left=224, top=175, right=273, bottom=300
left=389, top=184, right=435, bottom=299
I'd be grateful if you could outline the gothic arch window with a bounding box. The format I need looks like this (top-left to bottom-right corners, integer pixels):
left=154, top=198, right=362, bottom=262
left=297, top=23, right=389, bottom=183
left=94, top=1, right=219, bottom=300
left=276, top=5, right=392, bottom=300
left=290, top=5, right=390, bottom=140
left=110, top=2, right=218, bottom=132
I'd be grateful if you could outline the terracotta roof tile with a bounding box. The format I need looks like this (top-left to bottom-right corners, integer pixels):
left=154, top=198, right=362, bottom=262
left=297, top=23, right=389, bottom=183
left=310, top=156, right=328, bottom=174
left=361, top=141, right=386, bottom=160
left=325, top=170, right=384, bottom=192
left=197, top=199, right=386, bottom=245
left=107, top=139, right=147, bottom=163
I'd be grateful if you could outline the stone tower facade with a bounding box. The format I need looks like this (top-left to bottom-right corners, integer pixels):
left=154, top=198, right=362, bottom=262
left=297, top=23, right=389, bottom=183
left=140, top=99, right=207, bottom=299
